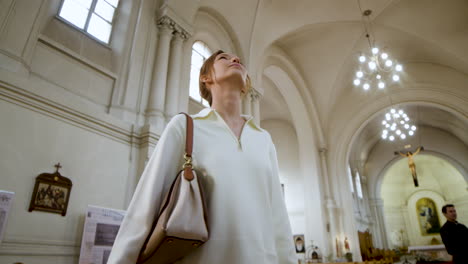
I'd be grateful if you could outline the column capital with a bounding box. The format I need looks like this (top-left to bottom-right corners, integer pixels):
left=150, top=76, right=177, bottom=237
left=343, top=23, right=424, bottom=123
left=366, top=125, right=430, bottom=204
left=156, top=16, right=175, bottom=30
left=173, top=24, right=190, bottom=40
left=319, top=147, right=328, bottom=155
left=249, top=88, right=261, bottom=101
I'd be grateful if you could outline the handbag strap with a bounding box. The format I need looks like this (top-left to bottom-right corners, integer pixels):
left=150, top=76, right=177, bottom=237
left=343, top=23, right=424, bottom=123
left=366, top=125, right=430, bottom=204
left=179, top=112, right=194, bottom=181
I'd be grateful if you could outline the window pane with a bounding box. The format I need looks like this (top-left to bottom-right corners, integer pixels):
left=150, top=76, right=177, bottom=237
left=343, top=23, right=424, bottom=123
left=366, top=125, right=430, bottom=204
left=347, top=167, right=354, bottom=193
left=59, top=0, right=90, bottom=29
left=193, top=41, right=211, bottom=58
left=202, top=99, right=209, bottom=107
left=191, top=52, right=204, bottom=67
left=105, top=0, right=119, bottom=7
left=73, top=0, right=93, bottom=9
left=356, top=172, right=363, bottom=198
left=95, top=0, right=115, bottom=22
left=87, top=14, right=112, bottom=43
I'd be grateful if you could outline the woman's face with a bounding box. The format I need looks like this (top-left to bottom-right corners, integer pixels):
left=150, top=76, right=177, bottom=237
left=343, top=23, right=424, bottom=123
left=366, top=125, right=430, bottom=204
left=209, top=52, right=248, bottom=92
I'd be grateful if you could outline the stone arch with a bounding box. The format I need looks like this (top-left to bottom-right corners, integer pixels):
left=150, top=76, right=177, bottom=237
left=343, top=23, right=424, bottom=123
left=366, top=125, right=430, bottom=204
left=260, top=44, right=328, bottom=254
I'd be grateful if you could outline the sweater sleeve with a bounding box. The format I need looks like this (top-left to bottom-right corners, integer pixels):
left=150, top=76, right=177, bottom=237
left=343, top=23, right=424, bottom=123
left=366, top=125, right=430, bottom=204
left=268, top=135, right=298, bottom=264
left=107, top=115, right=186, bottom=264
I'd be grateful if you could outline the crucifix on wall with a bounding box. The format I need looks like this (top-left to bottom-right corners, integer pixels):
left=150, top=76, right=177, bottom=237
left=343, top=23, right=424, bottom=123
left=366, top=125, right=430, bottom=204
left=394, top=146, right=424, bottom=187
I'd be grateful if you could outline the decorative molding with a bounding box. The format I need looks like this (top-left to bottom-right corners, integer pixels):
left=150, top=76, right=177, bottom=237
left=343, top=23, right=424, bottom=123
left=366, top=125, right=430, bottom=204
left=157, top=4, right=194, bottom=37
left=0, top=78, right=161, bottom=147
left=156, top=16, right=190, bottom=40
left=37, top=35, right=117, bottom=79
left=0, top=237, right=79, bottom=256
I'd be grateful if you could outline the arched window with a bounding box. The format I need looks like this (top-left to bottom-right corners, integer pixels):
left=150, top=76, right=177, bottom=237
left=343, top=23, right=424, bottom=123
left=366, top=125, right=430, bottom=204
left=347, top=166, right=355, bottom=193
left=355, top=172, right=363, bottom=199
left=189, top=41, right=211, bottom=107
left=58, top=0, right=120, bottom=44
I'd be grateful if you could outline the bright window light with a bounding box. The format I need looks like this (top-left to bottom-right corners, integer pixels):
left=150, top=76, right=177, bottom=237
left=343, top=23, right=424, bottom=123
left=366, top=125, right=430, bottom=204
left=58, top=0, right=119, bottom=44
left=189, top=41, right=212, bottom=107
left=355, top=172, right=363, bottom=199
left=347, top=166, right=354, bottom=193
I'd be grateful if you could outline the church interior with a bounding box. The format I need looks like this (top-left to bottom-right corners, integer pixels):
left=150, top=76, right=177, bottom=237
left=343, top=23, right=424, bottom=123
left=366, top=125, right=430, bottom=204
left=1, top=0, right=467, bottom=263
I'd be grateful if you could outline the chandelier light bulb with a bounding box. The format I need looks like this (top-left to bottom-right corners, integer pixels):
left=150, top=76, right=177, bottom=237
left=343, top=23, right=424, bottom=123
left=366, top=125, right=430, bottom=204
left=405, top=117, right=410, bottom=122
left=354, top=79, right=361, bottom=86
left=354, top=46, right=403, bottom=91
left=380, top=108, right=416, bottom=141
left=363, top=83, right=370, bottom=90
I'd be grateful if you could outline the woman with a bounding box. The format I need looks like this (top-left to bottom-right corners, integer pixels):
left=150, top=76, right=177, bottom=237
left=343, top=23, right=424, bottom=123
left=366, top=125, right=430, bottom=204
left=108, top=50, right=297, bottom=263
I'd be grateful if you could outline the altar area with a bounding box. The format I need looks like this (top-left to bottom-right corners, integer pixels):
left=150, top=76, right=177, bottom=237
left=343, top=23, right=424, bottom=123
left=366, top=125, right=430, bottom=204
left=407, top=244, right=451, bottom=263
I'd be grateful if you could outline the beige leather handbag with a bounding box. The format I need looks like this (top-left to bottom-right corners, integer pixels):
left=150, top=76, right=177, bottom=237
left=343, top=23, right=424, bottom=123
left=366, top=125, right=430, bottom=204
left=137, top=113, right=209, bottom=264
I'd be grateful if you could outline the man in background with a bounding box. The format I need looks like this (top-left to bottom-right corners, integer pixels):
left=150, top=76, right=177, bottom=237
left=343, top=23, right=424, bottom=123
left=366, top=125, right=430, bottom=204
left=440, top=204, right=468, bottom=264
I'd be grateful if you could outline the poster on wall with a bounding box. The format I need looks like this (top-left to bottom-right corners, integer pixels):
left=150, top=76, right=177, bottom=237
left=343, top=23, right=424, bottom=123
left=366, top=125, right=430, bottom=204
left=416, top=197, right=441, bottom=235
left=78, top=205, right=126, bottom=264
left=0, top=190, right=15, bottom=244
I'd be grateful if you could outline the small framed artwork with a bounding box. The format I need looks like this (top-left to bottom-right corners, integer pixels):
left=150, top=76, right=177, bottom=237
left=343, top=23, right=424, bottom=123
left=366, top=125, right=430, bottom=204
left=294, top=234, right=305, bottom=253
left=28, top=163, right=72, bottom=216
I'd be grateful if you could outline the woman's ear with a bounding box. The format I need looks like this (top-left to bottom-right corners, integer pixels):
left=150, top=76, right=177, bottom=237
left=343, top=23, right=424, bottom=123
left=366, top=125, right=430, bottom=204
left=201, top=75, right=212, bottom=84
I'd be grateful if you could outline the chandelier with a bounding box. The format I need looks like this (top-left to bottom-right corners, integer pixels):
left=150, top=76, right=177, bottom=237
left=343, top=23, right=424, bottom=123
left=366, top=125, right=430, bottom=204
left=381, top=108, right=417, bottom=141
left=353, top=9, right=403, bottom=91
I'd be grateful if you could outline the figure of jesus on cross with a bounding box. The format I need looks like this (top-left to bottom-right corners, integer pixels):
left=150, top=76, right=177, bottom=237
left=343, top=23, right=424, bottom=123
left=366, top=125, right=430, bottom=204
left=395, top=146, right=424, bottom=187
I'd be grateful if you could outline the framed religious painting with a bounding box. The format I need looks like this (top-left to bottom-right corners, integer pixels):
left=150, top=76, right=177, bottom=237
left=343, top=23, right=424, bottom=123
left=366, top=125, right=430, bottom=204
left=416, top=197, right=441, bottom=236
left=28, top=163, right=72, bottom=216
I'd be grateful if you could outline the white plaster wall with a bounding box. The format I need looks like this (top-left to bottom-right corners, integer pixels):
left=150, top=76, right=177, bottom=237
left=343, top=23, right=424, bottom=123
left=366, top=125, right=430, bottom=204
left=261, top=120, right=306, bottom=237
left=0, top=100, right=132, bottom=262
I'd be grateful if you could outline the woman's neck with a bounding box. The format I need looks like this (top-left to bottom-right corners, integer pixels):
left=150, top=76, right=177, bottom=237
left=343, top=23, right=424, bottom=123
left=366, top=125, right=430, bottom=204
left=210, top=86, right=243, bottom=123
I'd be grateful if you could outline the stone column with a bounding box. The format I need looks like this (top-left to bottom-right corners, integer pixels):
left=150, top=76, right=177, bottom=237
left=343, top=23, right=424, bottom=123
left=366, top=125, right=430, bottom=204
left=369, top=198, right=389, bottom=249
left=250, top=88, right=261, bottom=125
left=319, top=148, right=336, bottom=258
left=165, top=27, right=189, bottom=120
left=146, top=16, right=174, bottom=133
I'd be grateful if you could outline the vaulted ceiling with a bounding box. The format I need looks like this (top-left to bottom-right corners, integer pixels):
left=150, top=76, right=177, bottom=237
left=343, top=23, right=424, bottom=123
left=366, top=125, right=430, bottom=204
left=199, top=0, right=468, bottom=162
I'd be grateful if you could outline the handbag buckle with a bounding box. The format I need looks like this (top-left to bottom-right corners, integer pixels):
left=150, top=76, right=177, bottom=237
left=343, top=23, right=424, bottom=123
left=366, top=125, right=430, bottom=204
left=183, top=153, right=192, bottom=169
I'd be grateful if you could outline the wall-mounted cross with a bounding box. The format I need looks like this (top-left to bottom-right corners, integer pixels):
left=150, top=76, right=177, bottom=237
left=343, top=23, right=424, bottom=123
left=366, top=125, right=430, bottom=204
left=54, top=163, right=62, bottom=172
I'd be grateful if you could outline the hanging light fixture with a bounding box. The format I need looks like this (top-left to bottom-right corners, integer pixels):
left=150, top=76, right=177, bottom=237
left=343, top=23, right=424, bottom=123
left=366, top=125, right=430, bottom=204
left=381, top=108, right=417, bottom=141
left=353, top=9, right=403, bottom=91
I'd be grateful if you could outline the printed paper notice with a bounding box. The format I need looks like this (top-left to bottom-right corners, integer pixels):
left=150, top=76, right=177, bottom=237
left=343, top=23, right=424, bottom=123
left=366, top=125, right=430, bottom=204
left=78, top=205, right=126, bottom=264
left=0, top=190, right=15, bottom=244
